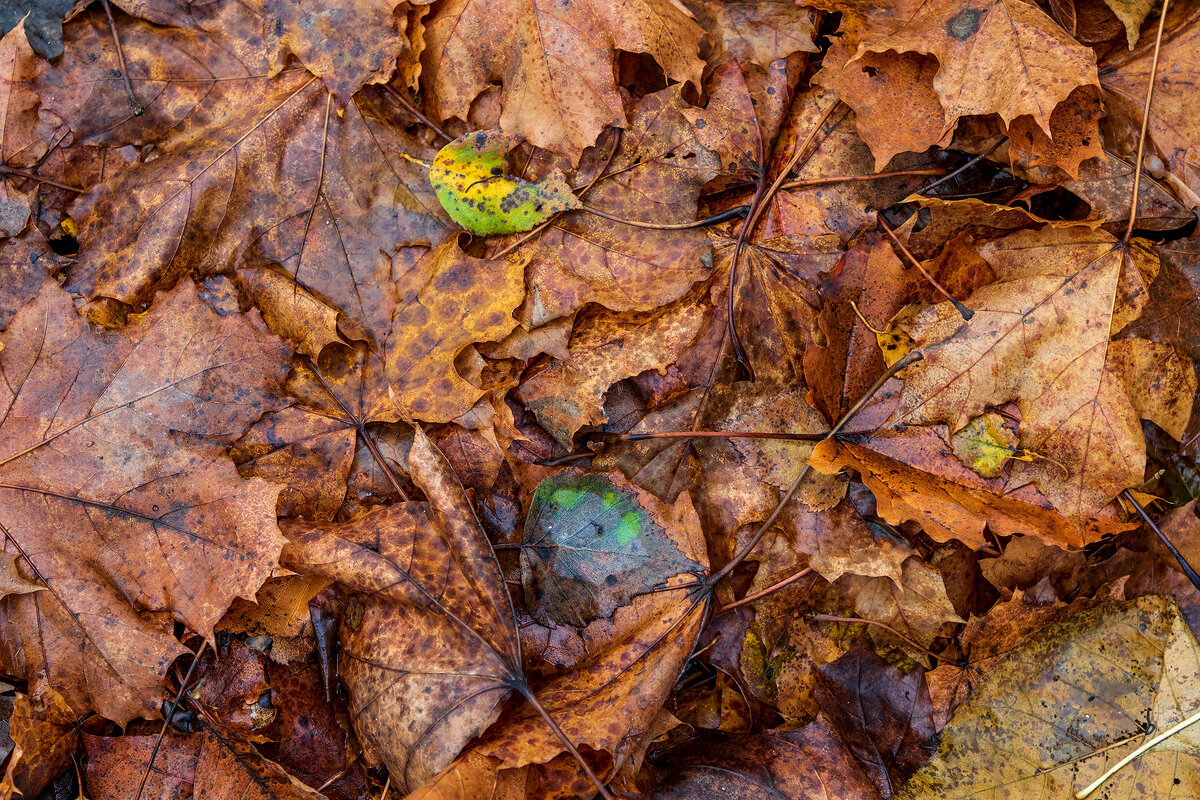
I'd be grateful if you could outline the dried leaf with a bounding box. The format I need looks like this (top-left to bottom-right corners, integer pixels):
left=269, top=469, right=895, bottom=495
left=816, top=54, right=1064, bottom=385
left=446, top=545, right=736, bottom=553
left=0, top=280, right=290, bottom=724
left=901, top=596, right=1200, bottom=799
left=422, top=0, right=706, bottom=160
left=84, top=733, right=201, bottom=800
left=892, top=226, right=1196, bottom=517
left=858, top=0, right=1100, bottom=133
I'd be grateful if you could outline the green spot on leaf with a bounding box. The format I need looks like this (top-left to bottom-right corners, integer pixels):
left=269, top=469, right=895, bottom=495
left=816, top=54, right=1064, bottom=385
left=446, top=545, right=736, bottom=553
left=520, top=473, right=701, bottom=628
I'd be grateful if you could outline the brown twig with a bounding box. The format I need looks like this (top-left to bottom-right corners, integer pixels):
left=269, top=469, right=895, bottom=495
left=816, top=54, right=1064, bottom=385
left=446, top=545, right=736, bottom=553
left=916, top=137, right=1006, bottom=196
left=780, top=167, right=943, bottom=191
left=383, top=85, right=452, bottom=142
left=1122, top=0, right=1172, bottom=244
left=878, top=215, right=974, bottom=320
left=134, top=642, right=208, bottom=800
left=718, top=567, right=813, bottom=613
left=580, top=204, right=749, bottom=230
left=99, top=0, right=143, bottom=116
left=0, top=165, right=86, bottom=193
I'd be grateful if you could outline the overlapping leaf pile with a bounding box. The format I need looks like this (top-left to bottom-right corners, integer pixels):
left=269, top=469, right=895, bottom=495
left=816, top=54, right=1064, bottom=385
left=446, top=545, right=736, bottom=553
left=1, top=0, right=1200, bottom=797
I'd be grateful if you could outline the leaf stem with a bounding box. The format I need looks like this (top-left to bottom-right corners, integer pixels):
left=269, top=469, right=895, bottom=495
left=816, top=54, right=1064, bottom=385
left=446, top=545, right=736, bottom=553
left=580, top=204, right=749, bottom=229
left=1075, top=704, right=1200, bottom=799
left=780, top=167, right=943, bottom=191
left=718, top=567, right=813, bottom=613
left=808, top=613, right=941, bottom=661
left=0, top=165, right=86, bottom=193
left=134, top=642, right=208, bottom=800
left=1121, top=489, right=1200, bottom=592
left=100, top=0, right=143, bottom=116
left=515, top=682, right=616, bottom=800
left=878, top=215, right=974, bottom=320
left=383, top=86, right=452, bottom=142
left=916, top=137, right=1006, bottom=196
left=1122, top=0, right=1171, bottom=244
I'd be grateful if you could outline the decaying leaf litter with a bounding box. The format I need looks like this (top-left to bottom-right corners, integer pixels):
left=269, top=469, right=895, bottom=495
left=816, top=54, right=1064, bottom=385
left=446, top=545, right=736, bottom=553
left=1, top=0, right=1200, bottom=798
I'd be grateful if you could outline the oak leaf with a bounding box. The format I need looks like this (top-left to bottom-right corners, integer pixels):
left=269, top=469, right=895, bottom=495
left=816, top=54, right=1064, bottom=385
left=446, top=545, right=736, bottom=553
left=421, top=0, right=707, bottom=160
left=0, top=279, right=290, bottom=725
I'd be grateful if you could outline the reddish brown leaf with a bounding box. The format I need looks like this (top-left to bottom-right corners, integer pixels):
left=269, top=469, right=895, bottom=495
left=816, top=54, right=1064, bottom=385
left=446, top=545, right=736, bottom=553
left=192, top=725, right=326, bottom=800
left=84, top=733, right=201, bottom=800
left=816, top=640, right=935, bottom=796
left=265, top=0, right=414, bottom=106
left=279, top=428, right=519, bottom=791
left=0, top=23, right=42, bottom=238
left=0, top=280, right=290, bottom=724
left=421, top=0, right=706, bottom=160
left=651, top=718, right=883, bottom=800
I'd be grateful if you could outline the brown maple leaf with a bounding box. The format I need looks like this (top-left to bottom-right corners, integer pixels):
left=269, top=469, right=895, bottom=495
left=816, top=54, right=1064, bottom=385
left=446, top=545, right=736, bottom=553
left=0, top=279, right=290, bottom=725
left=856, top=0, right=1100, bottom=133
left=891, top=226, right=1195, bottom=518
left=421, top=0, right=707, bottom=160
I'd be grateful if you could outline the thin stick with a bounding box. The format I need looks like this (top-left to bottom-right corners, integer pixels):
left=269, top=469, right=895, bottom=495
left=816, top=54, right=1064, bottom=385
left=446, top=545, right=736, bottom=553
left=780, top=167, right=943, bottom=191
left=1122, top=489, right=1200, bottom=592
left=516, top=683, right=615, bottom=800
left=1122, top=0, right=1171, bottom=245
left=581, top=204, right=749, bottom=230
left=878, top=215, right=974, bottom=320
left=718, top=567, right=812, bottom=613
left=133, top=642, right=208, bottom=800
left=809, top=613, right=941, bottom=661
left=604, top=430, right=826, bottom=443
left=383, top=86, right=451, bottom=141
left=0, top=166, right=85, bottom=193
left=704, top=350, right=923, bottom=588
left=1075, top=705, right=1200, bottom=799
left=917, top=137, right=1006, bottom=196
left=99, top=0, right=143, bottom=116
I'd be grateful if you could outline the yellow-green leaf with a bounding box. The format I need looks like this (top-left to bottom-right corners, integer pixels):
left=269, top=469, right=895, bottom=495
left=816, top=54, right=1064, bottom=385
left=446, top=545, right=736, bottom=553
left=429, top=130, right=581, bottom=235
left=950, top=412, right=1019, bottom=478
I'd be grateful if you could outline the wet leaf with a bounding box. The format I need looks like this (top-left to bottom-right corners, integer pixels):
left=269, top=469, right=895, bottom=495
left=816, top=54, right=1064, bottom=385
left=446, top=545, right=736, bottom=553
left=0, top=280, right=290, bottom=725
left=519, top=471, right=703, bottom=627
left=430, top=130, right=581, bottom=235
left=901, top=596, right=1200, bottom=799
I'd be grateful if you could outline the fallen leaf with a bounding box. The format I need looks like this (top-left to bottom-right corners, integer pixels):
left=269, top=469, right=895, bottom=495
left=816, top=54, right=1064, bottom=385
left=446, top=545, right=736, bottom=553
left=215, top=576, right=333, bottom=665
left=0, top=680, right=77, bottom=800
left=810, top=436, right=1132, bottom=548
left=37, top=10, right=449, bottom=345
left=519, top=471, right=703, bottom=627
left=950, top=412, right=1021, bottom=478
left=517, top=83, right=721, bottom=326
left=0, top=279, right=290, bottom=724
left=0, top=22, right=42, bottom=238
left=193, top=639, right=276, bottom=737
left=279, top=428, right=519, bottom=791
left=192, top=725, right=327, bottom=800
left=84, top=732, right=201, bottom=800
left=651, top=717, right=883, bottom=799
left=1006, top=86, right=1105, bottom=182
left=686, top=0, right=817, bottom=69
left=265, top=0, right=414, bottom=106
left=515, top=290, right=706, bottom=446
left=421, top=0, right=706, bottom=160
left=0, top=0, right=74, bottom=59
left=839, top=557, right=964, bottom=652
left=814, top=40, right=948, bottom=171
left=0, top=232, right=64, bottom=331
left=901, top=596, right=1200, bottom=799
left=816, top=640, right=936, bottom=796
left=892, top=226, right=1196, bottom=517
left=857, top=0, right=1100, bottom=133
left=430, top=130, right=581, bottom=235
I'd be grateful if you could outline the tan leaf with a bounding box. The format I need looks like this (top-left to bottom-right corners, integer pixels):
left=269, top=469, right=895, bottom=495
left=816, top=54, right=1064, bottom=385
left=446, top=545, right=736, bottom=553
left=858, top=0, right=1100, bottom=133
left=892, top=226, right=1196, bottom=516
left=901, top=596, right=1200, bottom=799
